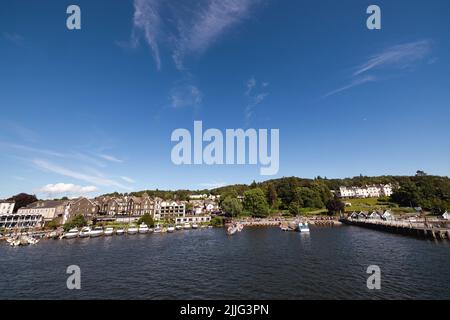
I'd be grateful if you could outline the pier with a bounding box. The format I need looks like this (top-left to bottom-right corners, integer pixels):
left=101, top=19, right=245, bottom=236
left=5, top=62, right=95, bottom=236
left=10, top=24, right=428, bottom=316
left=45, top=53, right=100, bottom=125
left=341, top=218, right=450, bottom=240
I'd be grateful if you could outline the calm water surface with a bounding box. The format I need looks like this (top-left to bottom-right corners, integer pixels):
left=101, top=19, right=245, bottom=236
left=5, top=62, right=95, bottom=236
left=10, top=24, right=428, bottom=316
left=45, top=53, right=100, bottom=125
left=1, top=226, right=450, bottom=299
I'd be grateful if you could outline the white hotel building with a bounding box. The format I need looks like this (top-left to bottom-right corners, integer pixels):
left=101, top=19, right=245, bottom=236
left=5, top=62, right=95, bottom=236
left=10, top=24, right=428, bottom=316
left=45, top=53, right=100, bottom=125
left=0, top=201, right=15, bottom=214
left=337, top=184, right=394, bottom=198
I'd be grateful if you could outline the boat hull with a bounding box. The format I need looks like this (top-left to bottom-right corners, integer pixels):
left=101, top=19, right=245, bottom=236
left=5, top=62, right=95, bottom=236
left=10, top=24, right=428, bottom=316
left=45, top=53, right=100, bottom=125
left=89, top=232, right=104, bottom=237
left=64, top=233, right=79, bottom=239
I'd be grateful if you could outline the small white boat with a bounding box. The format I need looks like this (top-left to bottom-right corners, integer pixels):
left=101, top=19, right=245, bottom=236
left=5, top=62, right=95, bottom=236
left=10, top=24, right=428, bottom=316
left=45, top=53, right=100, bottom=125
left=89, top=227, right=104, bottom=237
left=7, top=237, right=21, bottom=247
left=183, top=223, right=191, bottom=229
left=127, top=225, right=138, bottom=235
left=297, top=222, right=310, bottom=233
left=154, top=225, right=162, bottom=233
left=227, top=225, right=237, bottom=235
left=79, top=227, right=91, bottom=238
left=27, top=236, right=39, bottom=245
left=10, top=238, right=21, bottom=247
left=62, top=228, right=79, bottom=239
left=138, top=223, right=149, bottom=234
left=104, top=227, right=114, bottom=236
left=167, top=225, right=175, bottom=233
left=175, top=225, right=183, bottom=230
left=192, top=224, right=199, bottom=229
left=116, top=228, right=125, bottom=235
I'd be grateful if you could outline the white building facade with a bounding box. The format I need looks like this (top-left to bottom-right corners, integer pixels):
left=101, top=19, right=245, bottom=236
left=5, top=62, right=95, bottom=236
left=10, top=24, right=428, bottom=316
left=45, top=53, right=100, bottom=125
left=337, top=184, right=394, bottom=198
left=0, top=201, right=15, bottom=214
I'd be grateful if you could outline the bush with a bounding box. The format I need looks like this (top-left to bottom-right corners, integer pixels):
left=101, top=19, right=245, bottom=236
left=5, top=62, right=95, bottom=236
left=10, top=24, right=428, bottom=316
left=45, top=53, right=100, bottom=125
left=137, top=214, right=155, bottom=227
left=46, top=217, right=62, bottom=230
left=63, top=214, right=87, bottom=232
left=210, top=216, right=224, bottom=227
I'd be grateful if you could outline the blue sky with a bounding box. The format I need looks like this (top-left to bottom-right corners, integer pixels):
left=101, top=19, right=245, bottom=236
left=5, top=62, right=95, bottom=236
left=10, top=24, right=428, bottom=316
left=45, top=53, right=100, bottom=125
left=1, top=0, right=449, bottom=199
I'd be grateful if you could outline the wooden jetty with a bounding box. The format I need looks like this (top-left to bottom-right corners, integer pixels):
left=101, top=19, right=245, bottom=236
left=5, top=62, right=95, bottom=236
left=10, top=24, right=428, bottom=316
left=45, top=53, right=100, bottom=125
left=341, top=218, right=450, bottom=240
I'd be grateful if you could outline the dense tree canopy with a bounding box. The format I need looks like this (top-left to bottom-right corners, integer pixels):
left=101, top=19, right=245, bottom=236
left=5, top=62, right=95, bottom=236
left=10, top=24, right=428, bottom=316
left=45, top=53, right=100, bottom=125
left=221, top=197, right=243, bottom=217
left=7, top=193, right=38, bottom=213
left=243, top=188, right=270, bottom=217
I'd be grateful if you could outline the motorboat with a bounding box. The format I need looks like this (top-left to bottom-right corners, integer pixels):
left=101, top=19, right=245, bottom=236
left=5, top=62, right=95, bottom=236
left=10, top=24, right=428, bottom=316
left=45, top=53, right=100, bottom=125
left=175, top=225, right=183, bottom=230
left=116, top=228, right=125, bottom=235
left=192, top=224, right=199, bottom=229
left=297, top=222, right=310, bottom=233
left=183, top=223, right=191, bottom=229
left=62, top=228, right=79, bottom=239
left=79, top=227, right=91, bottom=238
left=167, top=225, right=175, bottom=233
left=89, top=227, right=104, bottom=237
left=6, top=236, right=21, bottom=247
left=226, top=224, right=238, bottom=235
left=154, top=225, right=162, bottom=233
left=127, top=225, right=138, bottom=235
left=27, top=236, right=39, bottom=245
left=138, top=223, right=149, bottom=234
left=104, top=227, right=114, bottom=236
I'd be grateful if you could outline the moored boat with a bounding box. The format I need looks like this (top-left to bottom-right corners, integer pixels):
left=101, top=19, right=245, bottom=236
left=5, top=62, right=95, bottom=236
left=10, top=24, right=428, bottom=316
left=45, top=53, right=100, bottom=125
left=79, top=227, right=91, bottom=238
left=167, top=225, right=175, bottom=233
left=116, top=228, right=125, bottom=235
left=192, top=223, right=199, bottom=229
left=226, top=225, right=237, bottom=235
left=154, top=224, right=162, bottom=233
left=62, top=228, right=79, bottom=239
left=104, top=227, right=114, bottom=236
left=175, top=225, right=183, bottom=230
left=127, top=225, right=138, bottom=235
left=139, top=223, right=149, bottom=234
left=89, top=227, right=104, bottom=237
left=183, top=223, right=191, bottom=229
left=297, top=222, right=310, bottom=233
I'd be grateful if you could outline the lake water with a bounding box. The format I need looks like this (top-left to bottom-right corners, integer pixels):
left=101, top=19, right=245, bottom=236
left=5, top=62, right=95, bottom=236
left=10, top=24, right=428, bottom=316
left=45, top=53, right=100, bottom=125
left=1, top=226, right=450, bottom=300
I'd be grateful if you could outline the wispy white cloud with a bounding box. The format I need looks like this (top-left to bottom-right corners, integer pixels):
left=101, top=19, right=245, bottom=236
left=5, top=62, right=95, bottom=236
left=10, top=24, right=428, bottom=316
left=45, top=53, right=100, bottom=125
left=198, top=182, right=227, bottom=189
left=324, top=40, right=433, bottom=98
left=353, top=40, right=433, bottom=76
left=131, top=0, right=261, bottom=70
left=0, top=142, right=65, bottom=158
left=170, top=84, right=203, bottom=108
left=132, top=0, right=162, bottom=69
left=172, top=0, right=258, bottom=69
left=245, top=77, right=269, bottom=121
left=32, top=159, right=130, bottom=190
left=324, top=75, right=377, bottom=98
left=246, top=77, right=256, bottom=95
left=38, top=183, right=98, bottom=196
left=98, top=154, right=124, bottom=163
left=121, top=176, right=136, bottom=183
left=2, top=32, right=24, bottom=46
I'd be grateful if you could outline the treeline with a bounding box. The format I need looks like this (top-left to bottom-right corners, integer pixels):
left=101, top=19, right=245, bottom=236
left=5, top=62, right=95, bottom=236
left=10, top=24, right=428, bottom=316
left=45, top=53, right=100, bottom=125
left=217, top=177, right=334, bottom=217
left=214, top=172, right=450, bottom=215
left=97, top=171, right=449, bottom=216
